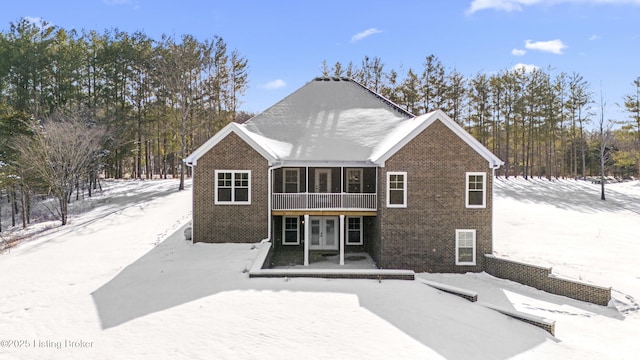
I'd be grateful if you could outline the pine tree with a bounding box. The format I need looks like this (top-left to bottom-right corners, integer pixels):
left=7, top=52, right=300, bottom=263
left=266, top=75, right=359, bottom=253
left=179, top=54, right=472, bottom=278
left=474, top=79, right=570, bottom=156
left=622, top=77, right=640, bottom=176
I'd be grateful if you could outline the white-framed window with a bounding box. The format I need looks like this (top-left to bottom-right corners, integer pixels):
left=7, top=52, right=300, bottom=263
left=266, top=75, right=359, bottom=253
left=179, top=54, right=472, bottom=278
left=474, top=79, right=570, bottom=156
left=455, top=229, right=476, bottom=266
left=347, top=168, right=363, bottom=193
left=387, top=171, right=407, bottom=208
left=215, top=170, right=251, bottom=204
left=346, top=216, right=363, bottom=245
left=282, top=216, right=300, bottom=245
left=284, top=168, right=299, bottom=193
left=465, top=172, right=486, bottom=208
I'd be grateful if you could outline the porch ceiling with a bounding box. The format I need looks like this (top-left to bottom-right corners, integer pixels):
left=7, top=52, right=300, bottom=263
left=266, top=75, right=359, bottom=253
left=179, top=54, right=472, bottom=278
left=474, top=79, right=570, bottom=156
left=272, top=210, right=377, bottom=216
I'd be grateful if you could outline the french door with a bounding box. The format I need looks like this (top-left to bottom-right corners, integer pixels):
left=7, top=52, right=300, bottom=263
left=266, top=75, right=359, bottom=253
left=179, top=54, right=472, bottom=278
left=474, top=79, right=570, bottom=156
left=309, top=216, right=338, bottom=250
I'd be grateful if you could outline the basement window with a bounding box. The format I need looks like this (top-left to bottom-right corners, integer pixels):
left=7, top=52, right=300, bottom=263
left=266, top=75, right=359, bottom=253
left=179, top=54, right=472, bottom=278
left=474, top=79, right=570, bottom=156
left=346, top=216, right=363, bottom=245
left=283, top=216, right=300, bottom=245
left=456, top=229, right=476, bottom=266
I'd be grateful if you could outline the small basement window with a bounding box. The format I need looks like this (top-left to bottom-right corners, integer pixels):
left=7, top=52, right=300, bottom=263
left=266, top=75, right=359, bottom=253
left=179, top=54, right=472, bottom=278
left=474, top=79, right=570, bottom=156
left=346, top=216, right=363, bottom=245
left=283, top=217, right=300, bottom=245
left=456, top=229, right=476, bottom=266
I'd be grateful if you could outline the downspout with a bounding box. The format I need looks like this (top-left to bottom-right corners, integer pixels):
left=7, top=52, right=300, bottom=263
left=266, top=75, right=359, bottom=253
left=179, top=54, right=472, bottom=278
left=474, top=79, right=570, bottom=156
left=266, top=165, right=274, bottom=242
left=489, top=161, right=501, bottom=263
left=185, top=160, right=195, bottom=244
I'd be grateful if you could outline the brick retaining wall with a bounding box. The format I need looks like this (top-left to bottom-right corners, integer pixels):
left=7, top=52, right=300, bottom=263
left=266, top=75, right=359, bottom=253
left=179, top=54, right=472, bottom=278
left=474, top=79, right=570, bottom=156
left=485, top=255, right=611, bottom=306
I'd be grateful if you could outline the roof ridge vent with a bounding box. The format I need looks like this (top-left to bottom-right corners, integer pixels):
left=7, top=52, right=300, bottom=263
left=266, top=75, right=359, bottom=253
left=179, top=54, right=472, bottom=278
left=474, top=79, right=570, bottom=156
left=313, top=76, right=353, bottom=82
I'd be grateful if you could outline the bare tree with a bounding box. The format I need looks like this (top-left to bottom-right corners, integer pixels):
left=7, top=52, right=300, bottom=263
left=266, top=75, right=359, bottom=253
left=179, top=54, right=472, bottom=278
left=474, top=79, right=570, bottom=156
left=597, top=89, right=614, bottom=200
left=12, top=116, right=106, bottom=225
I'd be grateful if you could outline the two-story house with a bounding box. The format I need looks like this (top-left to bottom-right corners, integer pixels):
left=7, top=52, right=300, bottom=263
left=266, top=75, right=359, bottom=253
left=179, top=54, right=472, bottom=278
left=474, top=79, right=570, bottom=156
left=184, top=77, right=503, bottom=273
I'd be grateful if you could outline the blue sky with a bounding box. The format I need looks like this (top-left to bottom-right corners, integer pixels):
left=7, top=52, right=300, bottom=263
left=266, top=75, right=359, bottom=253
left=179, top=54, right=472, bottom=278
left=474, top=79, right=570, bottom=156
left=2, top=0, right=639, bottom=121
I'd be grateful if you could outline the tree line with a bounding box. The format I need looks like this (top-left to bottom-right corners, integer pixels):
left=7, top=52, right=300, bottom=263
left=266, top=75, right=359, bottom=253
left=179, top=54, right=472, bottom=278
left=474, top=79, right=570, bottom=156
left=1, top=17, right=639, bottom=229
left=0, top=18, right=248, bottom=227
left=321, top=56, right=640, bottom=180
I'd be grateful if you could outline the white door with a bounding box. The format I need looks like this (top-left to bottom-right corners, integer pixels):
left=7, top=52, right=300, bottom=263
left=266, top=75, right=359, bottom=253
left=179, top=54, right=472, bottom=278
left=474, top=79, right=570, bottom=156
left=309, top=216, right=338, bottom=250
left=315, top=169, right=332, bottom=193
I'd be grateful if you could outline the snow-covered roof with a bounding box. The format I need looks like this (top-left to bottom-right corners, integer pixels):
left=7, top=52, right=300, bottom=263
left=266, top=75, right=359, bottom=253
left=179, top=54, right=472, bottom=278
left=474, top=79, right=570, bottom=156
left=185, top=123, right=280, bottom=166
left=242, top=77, right=413, bottom=163
left=186, top=78, right=503, bottom=168
left=370, top=110, right=504, bottom=168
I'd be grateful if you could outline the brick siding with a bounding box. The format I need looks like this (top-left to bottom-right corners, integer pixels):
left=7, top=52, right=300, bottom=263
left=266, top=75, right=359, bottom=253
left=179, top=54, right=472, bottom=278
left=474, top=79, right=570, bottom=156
left=377, top=119, right=494, bottom=273
left=485, top=255, right=611, bottom=306
left=192, top=132, right=269, bottom=243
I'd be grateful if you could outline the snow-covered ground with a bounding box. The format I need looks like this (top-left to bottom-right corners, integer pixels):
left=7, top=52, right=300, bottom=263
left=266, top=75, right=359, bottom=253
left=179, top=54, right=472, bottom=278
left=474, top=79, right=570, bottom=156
left=0, top=177, right=638, bottom=359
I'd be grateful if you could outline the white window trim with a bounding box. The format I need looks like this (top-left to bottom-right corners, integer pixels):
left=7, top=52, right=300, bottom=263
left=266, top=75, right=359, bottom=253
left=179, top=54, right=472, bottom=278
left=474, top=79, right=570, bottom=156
left=282, top=216, right=300, bottom=245
left=465, top=172, right=486, bottom=209
left=386, top=171, right=407, bottom=208
left=214, top=170, right=251, bottom=205
left=283, top=168, right=300, bottom=193
left=345, top=216, right=363, bottom=245
left=455, top=229, right=477, bottom=266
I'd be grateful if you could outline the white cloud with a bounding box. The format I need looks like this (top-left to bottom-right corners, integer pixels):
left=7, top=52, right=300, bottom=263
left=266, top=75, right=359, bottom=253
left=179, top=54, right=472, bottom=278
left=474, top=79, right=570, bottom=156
left=524, top=39, right=567, bottom=54
left=589, top=34, right=602, bottom=40
left=467, top=0, right=531, bottom=13
left=513, top=63, right=539, bottom=72
left=351, top=28, right=383, bottom=43
left=263, top=79, right=286, bottom=90
left=467, top=0, right=640, bottom=14
left=511, top=48, right=526, bottom=56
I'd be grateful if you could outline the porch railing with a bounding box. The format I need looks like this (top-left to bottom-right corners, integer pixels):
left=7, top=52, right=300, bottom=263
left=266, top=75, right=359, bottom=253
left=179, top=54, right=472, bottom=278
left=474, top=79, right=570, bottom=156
left=272, top=193, right=377, bottom=210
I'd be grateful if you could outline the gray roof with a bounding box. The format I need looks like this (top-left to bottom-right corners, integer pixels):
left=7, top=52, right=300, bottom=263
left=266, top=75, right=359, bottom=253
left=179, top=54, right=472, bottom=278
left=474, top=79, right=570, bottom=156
left=242, top=77, right=413, bottom=163
left=186, top=78, right=503, bottom=169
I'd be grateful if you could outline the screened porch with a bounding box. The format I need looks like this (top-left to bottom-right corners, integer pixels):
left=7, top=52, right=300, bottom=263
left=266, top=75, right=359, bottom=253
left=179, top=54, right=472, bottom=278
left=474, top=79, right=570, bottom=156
left=271, top=167, right=377, bottom=211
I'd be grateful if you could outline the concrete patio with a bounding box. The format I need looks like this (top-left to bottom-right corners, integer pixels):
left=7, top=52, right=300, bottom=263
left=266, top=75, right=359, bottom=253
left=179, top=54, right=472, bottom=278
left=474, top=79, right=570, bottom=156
left=270, top=251, right=379, bottom=270
left=249, top=243, right=415, bottom=280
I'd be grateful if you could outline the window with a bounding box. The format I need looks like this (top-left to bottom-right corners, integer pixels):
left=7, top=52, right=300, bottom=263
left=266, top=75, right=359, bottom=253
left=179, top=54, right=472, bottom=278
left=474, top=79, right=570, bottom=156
left=283, top=216, right=300, bottom=245
left=215, top=170, right=251, bottom=204
left=346, top=216, right=363, bottom=245
left=387, top=172, right=407, bottom=208
left=466, top=172, right=486, bottom=208
left=284, top=169, right=299, bottom=193
left=347, top=169, right=362, bottom=193
left=456, top=229, right=476, bottom=265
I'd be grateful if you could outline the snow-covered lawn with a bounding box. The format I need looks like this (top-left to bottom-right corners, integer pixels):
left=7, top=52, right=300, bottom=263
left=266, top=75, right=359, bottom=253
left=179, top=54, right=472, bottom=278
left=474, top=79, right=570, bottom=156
left=491, top=177, right=640, bottom=359
left=0, top=178, right=638, bottom=359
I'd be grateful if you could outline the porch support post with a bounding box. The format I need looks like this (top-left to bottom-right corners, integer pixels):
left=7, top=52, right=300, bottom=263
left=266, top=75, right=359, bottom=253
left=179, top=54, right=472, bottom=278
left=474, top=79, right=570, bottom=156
left=306, top=167, right=309, bottom=208
left=340, top=166, right=344, bottom=209
left=339, top=214, right=345, bottom=266
left=304, top=214, right=310, bottom=266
